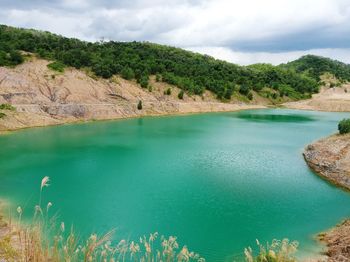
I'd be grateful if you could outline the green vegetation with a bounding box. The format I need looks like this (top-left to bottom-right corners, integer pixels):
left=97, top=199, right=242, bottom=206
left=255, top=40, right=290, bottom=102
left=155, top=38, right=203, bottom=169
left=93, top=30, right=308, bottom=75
left=164, top=88, right=172, bottom=96
left=0, top=49, right=23, bottom=66
left=121, top=67, right=135, bottom=80
left=0, top=104, right=15, bottom=118
left=178, top=90, right=184, bottom=99
left=0, top=25, right=323, bottom=102
left=283, top=55, right=350, bottom=82
left=138, top=75, right=149, bottom=88
left=47, top=61, right=65, bottom=72
left=338, top=119, right=350, bottom=134
left=0, top=103, right=15, bottom=111
left=137, top=100, right=143, bottom=110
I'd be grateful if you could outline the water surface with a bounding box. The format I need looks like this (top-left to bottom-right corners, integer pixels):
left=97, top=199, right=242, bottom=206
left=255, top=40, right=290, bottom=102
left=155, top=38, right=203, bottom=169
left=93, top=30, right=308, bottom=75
left=0, top=109, right=350, bottom=261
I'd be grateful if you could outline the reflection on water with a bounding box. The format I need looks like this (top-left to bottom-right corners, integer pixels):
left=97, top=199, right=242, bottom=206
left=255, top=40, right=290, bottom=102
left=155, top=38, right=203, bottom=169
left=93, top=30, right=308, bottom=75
left=234, top=112, right=315, bottom=123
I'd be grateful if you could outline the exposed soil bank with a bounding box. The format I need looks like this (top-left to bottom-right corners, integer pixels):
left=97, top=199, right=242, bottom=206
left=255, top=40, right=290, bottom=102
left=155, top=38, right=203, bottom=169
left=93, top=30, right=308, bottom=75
left=0, top=58, right=265, bottom=132
left=304, top=134, right=350, bottom=261
left=284, top=85, right=350, bottom=112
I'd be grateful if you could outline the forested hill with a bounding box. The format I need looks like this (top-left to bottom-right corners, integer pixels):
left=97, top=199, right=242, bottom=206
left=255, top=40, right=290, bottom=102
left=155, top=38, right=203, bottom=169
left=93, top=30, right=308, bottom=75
left=1, top=25, right=348, bottom=101
left=283, top=55, right=350, bottom=83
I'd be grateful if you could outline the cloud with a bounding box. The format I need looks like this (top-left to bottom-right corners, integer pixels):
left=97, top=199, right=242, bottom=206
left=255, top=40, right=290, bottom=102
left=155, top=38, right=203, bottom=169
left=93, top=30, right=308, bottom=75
left=0, top=0, right=349, bottom=64
left=186, top=46, right=350, bottom=65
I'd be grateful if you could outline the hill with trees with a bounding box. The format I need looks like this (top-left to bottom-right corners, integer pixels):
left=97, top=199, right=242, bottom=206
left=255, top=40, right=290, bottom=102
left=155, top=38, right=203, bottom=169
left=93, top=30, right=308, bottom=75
left=1, top=25, right=349, bottom=102
left=282, top=55, right=350, bottom=83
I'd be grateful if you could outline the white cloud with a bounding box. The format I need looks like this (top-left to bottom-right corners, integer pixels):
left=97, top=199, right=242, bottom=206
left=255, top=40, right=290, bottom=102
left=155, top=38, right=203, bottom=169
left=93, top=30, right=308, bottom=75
left=186, top=46, right=350, bottom=65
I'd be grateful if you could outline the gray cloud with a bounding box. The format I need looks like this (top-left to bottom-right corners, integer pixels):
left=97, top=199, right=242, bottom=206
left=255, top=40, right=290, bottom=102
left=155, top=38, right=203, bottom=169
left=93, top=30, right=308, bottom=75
left=0, top=0, right=350, bottom=64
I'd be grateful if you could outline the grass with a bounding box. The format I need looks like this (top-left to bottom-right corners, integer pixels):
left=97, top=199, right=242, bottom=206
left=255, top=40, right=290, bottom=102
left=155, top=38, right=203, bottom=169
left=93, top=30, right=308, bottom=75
left=244, top=239, right=298, bottom=262
left=47, top=61, right=66, bottom=73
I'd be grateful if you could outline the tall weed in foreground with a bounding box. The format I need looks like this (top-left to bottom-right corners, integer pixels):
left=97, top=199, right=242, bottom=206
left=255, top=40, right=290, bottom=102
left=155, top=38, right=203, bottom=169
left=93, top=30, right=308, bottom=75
left=3, top=176, right=205, bottom=262
left=244, top=239, right=299, bottom=262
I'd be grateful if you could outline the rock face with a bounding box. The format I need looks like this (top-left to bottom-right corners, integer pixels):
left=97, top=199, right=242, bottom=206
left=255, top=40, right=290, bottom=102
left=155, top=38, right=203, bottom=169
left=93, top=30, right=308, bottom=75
left=303, top=134, right=350, bottom=190
left=0, top=57, right=264, bottom=132
left=304, top=135, right=350, bottom=261
left=319, top=219, right=350, bottom=262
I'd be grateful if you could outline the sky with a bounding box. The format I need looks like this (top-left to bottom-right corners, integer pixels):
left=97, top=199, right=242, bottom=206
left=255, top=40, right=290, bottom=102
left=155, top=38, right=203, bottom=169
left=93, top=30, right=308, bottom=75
left=1, top=0, right=350, bottom=65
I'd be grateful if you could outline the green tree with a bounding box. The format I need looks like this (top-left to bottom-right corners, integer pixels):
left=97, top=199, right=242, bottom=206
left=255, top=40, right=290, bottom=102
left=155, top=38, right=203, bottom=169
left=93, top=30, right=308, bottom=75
left=137, top=100, right=142, bottom=110
left=239, top=85, right=250, bottom=96
left=121, top=67, right=135, bottom=80
left=164, top=88, right=171, bottom=95
left=9, top=50, right=23, bottom=65
left=139, top=75, right=149, bottom=88
left=338, top=119, right=350, bottom=134
left=178, top=90, right=184, bottom=99
left=247, top=92, right=253, bottom=100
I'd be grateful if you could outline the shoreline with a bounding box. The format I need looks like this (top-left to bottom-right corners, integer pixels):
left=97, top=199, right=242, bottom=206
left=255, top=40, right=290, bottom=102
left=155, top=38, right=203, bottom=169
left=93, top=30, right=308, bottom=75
left=303, top=134, right=350, bottom=191
left=303, top=134, right=350, bottom=261
left=0, top=104, right=266, bottom=135
left=1, top=108, right=350, bottom=261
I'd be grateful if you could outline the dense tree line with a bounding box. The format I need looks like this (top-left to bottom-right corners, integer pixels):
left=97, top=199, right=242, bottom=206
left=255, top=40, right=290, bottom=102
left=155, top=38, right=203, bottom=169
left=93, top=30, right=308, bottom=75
left=3, top=24, right=345, bottom=100
left=283, top=55, right=350, bottom=82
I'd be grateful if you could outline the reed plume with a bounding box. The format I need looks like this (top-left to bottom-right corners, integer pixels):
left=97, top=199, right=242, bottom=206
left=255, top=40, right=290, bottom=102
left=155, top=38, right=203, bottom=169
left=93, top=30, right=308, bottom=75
left=39, top=176, right=50, bottom=208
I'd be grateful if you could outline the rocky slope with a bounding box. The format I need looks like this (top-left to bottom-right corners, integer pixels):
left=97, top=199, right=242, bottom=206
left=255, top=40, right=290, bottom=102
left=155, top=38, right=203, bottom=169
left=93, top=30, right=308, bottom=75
left=0, top=57, right=264, bottom=132
left=303, top=134, right=350, bottom=190
left=318, top=219, right=350, bottom=262
left=304, top=134, right=350, bottom=261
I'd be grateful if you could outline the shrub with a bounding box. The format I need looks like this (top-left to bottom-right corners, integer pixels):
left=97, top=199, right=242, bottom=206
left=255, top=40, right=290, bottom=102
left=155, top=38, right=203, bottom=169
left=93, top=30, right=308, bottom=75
left=9, top=50, right=24, bottom=65
left=137, top=100, right=142, bottom=110
left=178, top=90, right=184, bottom=99
left=338, top=119, right=350, bottom=134
left=164, top=88, right=172, bottom=95
left=247, top=92, right=253, bottom=100
left=0, top=112, right=6, bottom=118
left=0, top=103, right=15, bottom=111
left=239, top=85, right=250, bottom=96
left=47, top=61, right=65, bottom=72
left=156, top=73, right=162, bottom=82
left=139, top=75, right=149, bottom=88
left=121, top=67, right=135, bottom=80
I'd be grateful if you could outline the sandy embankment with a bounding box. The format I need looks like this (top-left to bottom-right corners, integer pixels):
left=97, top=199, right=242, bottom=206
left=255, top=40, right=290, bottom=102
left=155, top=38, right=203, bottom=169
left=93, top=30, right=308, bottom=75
left=303, top=134, right=350, bottom=261
left=0, top=58, right=265, bottom=132
left=284, top=85, right=350, bottom=112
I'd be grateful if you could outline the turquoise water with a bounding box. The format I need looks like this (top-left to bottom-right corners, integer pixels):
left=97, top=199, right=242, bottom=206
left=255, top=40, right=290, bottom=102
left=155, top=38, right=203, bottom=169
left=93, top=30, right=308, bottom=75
left=0, top=109, right=350, bottom=261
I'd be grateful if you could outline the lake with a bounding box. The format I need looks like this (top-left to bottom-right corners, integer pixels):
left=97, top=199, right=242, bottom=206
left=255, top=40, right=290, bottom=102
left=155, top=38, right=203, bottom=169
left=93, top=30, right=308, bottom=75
left=0, top=109, right=350, bottom=261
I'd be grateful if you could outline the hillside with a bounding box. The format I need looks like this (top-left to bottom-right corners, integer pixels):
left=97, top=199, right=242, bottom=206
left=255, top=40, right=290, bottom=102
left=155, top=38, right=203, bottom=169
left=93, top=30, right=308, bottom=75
left=0, top=57, right=264, bottom=131
left=0, top=24, right=319, bottom=101
left=283, top=55, right=350, bottom=82
left=1, top=25, right=350, bottom=131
